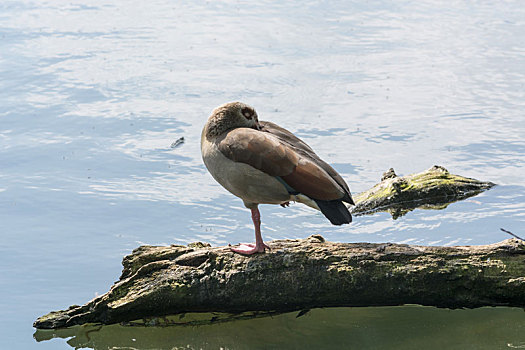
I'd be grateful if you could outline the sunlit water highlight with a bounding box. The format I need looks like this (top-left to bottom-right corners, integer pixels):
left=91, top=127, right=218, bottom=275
left=1, top=0, right=524, bottom=349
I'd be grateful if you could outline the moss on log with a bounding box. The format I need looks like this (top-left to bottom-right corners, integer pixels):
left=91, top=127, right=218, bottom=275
left=352, top=165, right=495, bottom=219
left=34, top=236, right=525, bottom=329
left=34, top=165, right=502, bottom=329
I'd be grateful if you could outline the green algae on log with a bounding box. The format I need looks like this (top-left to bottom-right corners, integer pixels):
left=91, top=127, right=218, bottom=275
left=351, top=165, right=495, bottom=219
left=34, top=236, right=525, bottom=329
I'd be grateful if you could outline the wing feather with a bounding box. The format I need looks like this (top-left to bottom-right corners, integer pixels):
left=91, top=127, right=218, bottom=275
left=218, top=126, right=350, bottom=202
left=260, top=121, right=354, bottom=204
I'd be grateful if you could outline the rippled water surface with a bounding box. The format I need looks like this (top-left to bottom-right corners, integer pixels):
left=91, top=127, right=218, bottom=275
left=1, top=0, right=524, bottom=349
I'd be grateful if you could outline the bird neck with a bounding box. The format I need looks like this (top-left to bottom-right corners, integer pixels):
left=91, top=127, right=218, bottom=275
left=205, top=113, right=233, bottom=140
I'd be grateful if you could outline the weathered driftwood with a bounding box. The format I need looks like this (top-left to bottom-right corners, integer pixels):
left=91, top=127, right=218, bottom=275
left=34, top=237, right=525, bottom=329
left=351, top=165, right=495, bottom=219
left=34, top=165, right=503, bottom=329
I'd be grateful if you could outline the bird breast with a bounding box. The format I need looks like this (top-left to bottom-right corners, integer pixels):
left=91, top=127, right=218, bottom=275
left=201, top=132, right=291, bottom=206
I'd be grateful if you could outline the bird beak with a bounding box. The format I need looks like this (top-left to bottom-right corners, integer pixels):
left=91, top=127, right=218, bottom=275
left=255, top=121, right=261, bottom=131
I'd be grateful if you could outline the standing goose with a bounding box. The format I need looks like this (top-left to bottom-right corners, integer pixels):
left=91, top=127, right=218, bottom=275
left=201, top=102, right=354, bottom=255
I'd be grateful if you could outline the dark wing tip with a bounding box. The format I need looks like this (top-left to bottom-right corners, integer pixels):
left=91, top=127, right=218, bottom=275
left=314, top=199, right=352, bottom=225
left=345, top=194, right=355, bottom=206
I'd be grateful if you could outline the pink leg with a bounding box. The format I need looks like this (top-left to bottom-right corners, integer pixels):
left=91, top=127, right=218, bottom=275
left=231, top=207, right=270, bottom=255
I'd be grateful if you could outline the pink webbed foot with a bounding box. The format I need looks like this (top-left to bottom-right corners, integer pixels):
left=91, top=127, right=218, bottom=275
left=231, top=206, right=270, bottom=255
left=230, top=242, right=271, bottom=255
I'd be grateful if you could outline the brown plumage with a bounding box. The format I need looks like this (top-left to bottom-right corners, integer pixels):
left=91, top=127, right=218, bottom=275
left=201, top=102, right=354, bottom=255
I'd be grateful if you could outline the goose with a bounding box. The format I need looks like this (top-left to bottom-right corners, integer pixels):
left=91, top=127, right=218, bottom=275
left=200, top=102, right=354, bottom=255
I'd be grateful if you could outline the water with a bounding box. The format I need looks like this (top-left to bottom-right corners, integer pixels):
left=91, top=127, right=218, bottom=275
left=1, top=0, right=524, bottom=348
left=31, top=307, right=525, bottom=350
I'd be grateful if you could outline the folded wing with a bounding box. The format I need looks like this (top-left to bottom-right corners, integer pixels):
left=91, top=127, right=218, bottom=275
left=217, top=122, right=354, bottom=223
left=259, top=121, right=354, bottom=205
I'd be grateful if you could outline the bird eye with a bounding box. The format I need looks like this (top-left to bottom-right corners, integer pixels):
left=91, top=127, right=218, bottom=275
left=241, top=107, right=253, bottom=119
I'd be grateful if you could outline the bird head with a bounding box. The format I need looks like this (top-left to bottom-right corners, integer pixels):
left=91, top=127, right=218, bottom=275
left=205, top=102, right=260, bottom=138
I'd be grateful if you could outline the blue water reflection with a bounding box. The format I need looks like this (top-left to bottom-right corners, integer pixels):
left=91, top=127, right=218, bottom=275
left=1, top=0, right=524, bottom=349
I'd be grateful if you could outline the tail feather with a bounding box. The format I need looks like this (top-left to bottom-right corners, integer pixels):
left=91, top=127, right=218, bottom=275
left=314, top=199, right=352, bottom=225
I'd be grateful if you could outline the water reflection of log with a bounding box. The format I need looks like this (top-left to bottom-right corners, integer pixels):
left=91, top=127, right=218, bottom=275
left=34, top=166, right=514, bottom=330
left=33, top=306, right=525, bottom=349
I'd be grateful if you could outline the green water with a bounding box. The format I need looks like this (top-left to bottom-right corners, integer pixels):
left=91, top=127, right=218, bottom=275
left=34, top=307, right=525, bottom=349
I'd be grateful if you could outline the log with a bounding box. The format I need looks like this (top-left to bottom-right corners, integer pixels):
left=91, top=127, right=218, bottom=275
left=34, top=237, right=525, bottom=329
left=34, top=165, right=506, bottom=329
left=351, top=165, right=494, bottom=219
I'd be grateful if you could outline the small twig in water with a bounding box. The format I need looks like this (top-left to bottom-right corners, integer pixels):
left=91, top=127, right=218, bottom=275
left=500, top=228, right=525, bottom=242
left=170, top=137, right=185, bottom=148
